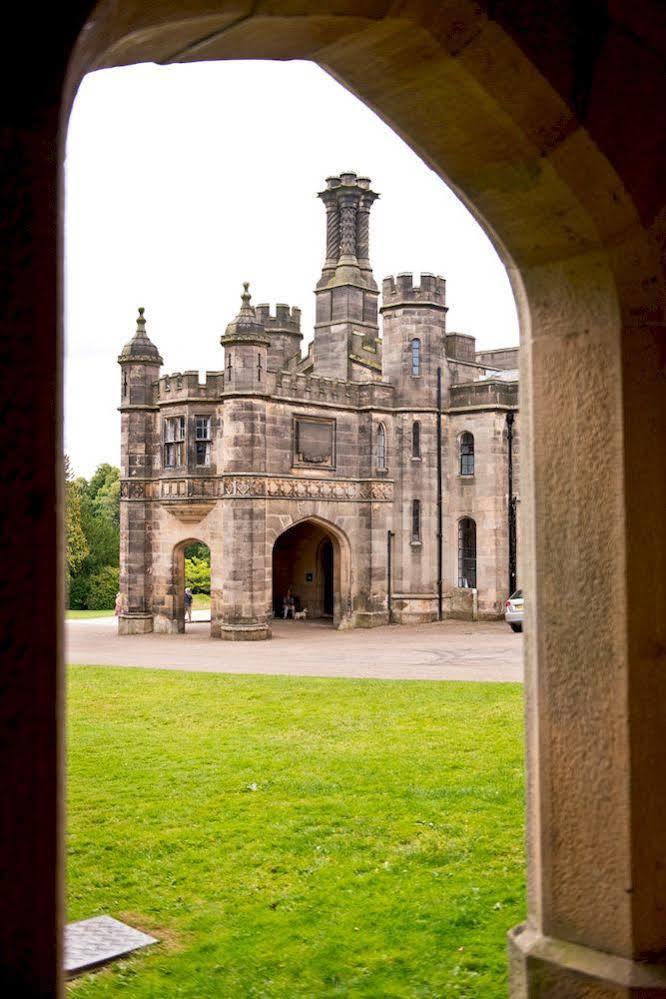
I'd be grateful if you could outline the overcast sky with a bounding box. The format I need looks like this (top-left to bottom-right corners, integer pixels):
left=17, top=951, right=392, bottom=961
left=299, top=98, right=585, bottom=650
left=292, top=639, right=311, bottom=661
left=65, top=60, right=518, bottom=478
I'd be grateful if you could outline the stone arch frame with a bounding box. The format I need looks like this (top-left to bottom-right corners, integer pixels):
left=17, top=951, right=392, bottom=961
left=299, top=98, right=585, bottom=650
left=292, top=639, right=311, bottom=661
left=3, top=2, right=664, bottom=993
left=457, top=515, right=477, bottom=588
left=458, top=430, right=475, bottom=477
left=376, top=420, right=387, bottom=470
left=268, top=514, right=353, bottom=629
left=170, top=536, right=211, bottom=634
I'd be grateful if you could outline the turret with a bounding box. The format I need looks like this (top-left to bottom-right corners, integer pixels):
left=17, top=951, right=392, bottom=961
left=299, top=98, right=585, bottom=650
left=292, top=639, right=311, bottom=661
left=117, top=307, right=162, bottom=633
left=380, top=273, right=449, bottom=405
left=220, top=283, right=270, bottom=393
left=313, top=172, right=380, bottom=381
left=255, top=302, right=302, bottom=372
left=118, top=306, right=163, bottom=410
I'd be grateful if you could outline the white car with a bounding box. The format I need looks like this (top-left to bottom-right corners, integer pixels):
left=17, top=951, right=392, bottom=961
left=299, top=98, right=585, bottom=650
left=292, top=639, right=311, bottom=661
left=505, top=589, right=523, bottom=632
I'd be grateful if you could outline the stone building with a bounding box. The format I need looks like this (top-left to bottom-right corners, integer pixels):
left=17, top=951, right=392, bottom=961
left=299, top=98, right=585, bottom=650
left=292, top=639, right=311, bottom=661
left=118, top=172, right=519, bottom=639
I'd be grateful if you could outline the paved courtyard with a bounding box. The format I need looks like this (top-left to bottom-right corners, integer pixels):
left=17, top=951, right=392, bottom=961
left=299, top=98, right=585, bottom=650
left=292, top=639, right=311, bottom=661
left=67, top=615, right=523, bottom=682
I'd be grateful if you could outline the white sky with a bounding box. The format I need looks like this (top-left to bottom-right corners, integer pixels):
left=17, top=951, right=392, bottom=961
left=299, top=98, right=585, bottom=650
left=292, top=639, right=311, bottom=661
left=65, top=60, right=518, bottom=478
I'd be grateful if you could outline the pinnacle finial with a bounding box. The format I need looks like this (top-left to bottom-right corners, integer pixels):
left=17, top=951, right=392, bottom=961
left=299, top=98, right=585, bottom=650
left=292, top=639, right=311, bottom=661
left=136, top=307, right=147, bottom=333
left=242, top=282, right=251, bottom=303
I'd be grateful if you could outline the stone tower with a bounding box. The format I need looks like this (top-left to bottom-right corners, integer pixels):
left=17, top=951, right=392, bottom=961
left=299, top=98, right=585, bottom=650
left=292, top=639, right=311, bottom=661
left=117, top=307, right=162, bottom=633
left=220, top=282, right=270, bottom=393
left=314, top=172, right=379, bottom=381
left=380, top=273, right=449, bottom=406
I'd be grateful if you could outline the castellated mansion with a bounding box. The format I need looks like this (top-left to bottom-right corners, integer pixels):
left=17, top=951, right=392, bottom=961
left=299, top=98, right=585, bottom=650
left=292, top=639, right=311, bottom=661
left=118, top=172, right=519, bottom=640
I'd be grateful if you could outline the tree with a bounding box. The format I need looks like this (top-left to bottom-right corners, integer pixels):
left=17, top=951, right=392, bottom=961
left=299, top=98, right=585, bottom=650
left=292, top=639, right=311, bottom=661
left=66, top=460, right=121, bottom=608
left=185, top=556, right=211, bottom=594
left=64, top=455, right=89, bottom=580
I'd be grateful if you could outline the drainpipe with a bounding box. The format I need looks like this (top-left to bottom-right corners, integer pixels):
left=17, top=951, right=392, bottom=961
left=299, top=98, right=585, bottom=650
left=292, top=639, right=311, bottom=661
left=507, top=411, right=517, bottom=594
left=436, top=367, right=444, bottom=620
left=387, top=530, right=395, bottom=624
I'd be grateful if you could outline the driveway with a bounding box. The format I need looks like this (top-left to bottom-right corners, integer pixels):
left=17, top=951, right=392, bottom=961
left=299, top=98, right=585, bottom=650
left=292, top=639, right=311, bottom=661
left=66, top=616, right=523, bottom=682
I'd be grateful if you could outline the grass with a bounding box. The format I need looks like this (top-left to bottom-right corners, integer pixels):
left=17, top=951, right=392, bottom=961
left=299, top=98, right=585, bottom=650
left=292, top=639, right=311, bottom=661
left=192, top=593, right=210, bottom=610
left=67, top=609, right=116, bottom=619
left=67, top=667, right=525, bottom=997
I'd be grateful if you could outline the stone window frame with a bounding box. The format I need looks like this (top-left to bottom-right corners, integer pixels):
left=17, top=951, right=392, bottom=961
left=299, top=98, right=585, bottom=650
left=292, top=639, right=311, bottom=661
left=410, top=337, right=421, bottom=377
left=163, top=414, right=186, bottom=468
left=412, top=420, right=421, bottom=459
left=376, top=422, right=387, bottom=471
left=292, top=415, right=336, bottom=471
left=459, top=430, right=475, bottom=477
left=458, top=516, right=477, bottom=587
left=411, top=498, right=422, bottom=545
left=194, top=414, right=212, bottom=467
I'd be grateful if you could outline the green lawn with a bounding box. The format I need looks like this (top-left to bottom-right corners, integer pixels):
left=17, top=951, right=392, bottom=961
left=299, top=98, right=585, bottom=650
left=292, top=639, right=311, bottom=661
left=67, top=609, right=116, bottom=619
left=192, top=593, right=210, bottom=610
left=67, top=667, right=525, bottom=997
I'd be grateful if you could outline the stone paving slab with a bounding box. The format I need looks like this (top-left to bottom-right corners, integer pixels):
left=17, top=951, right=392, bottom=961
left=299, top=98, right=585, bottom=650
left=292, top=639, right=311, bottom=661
left=66, top=617, right=523, bottom=682
left=65, top=915, right=157, bottom=977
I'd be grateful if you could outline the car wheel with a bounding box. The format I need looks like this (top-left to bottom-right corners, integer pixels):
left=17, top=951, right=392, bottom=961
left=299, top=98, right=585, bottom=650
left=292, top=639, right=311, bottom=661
left=510, top=623, right=522, bottom=633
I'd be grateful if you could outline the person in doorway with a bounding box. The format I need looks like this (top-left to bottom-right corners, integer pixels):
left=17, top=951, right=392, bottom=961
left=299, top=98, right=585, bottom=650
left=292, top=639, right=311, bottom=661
left=282, top=588, right=295, bottom=620
left=184, top=587, right=193, bottom=623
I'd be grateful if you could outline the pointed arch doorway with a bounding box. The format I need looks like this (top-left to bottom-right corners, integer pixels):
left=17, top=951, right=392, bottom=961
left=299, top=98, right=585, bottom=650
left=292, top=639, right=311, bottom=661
left=271, top=518, right=349, bottom=627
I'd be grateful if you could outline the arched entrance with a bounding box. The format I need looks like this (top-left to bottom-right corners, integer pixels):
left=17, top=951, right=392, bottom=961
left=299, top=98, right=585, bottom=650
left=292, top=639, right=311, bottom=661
left=171, top=538, right=212, bottom=634
left=271, top=518, right=349, bottom=627
left=4, top=2, right=664, bottom=994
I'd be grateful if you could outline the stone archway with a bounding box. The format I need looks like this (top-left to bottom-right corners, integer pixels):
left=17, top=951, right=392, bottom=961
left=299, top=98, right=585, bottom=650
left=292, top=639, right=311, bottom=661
left=270, top=516, right=352, bottom=628
left=3, top=2, right=665, bottom=993
left=168, top=538, right=212, bottom=634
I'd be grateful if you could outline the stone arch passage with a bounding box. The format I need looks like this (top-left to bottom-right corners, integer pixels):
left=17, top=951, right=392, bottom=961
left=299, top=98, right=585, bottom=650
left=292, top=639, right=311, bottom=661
left=172, top=538, right=211, bottom=633
left=271, top=518, right=350, bottom=627
left=4, top=2, right=664, bottom=994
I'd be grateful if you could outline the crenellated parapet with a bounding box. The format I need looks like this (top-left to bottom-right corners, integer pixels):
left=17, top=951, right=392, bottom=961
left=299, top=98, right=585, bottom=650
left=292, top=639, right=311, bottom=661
left=255, top=303, right=301, bottom=334
left=381, top=273, right=447, bottom=310
left=256, top=303, right=303, bottom=371
left=155, top=370, right=223, bottom=402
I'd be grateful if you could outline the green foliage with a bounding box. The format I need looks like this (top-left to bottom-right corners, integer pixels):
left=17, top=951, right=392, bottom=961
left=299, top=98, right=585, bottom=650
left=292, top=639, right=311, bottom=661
left=184, top=542, right=210, bottom=564
left=67, top=460, right=121, bottom=609
left=185, top=555, right=211, bottom=594
left=85, top=566, right=120, bottom=610
left=64, top=457, right=89, bottom=580
left=68, top=670, right=525, bottom=997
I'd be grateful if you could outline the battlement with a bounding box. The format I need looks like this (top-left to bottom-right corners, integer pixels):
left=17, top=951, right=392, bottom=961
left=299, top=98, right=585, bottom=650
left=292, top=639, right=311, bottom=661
left=255, top=303, right=302, bottom=334
left=381, top=273, right=447, bottom=308
left=275, top=371, right=395, bottom=408
left=156, top=370, right=223, bottom=401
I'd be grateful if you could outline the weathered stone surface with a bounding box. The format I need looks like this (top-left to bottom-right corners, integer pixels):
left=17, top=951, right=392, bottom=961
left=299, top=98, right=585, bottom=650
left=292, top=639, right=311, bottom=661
left=65, top=916, right=157, bottom=977
left=119, top=179, right=519, bottom=639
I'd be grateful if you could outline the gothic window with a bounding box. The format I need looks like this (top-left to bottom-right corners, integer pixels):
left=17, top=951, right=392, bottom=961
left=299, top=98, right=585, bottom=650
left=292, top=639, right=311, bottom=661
left=458, top=517, right=477, bottom=588
left=257, top=354, right=262, bottom=382
left=164, top=416, right=185, bottom=468
left=122, top=369, right=128, bottom=399
left=226, top=352, right=232, bottom=379
left=411, top=338, right=421, bottom=377
left=195, top=416, right=212, bottom=467
left=460, top=431, right=475, bottom=476
left=411, top=499, right=421, bottom=542
left=376, top=423, right=387, bottom=470
left=412, top=420, right=421, bottom=458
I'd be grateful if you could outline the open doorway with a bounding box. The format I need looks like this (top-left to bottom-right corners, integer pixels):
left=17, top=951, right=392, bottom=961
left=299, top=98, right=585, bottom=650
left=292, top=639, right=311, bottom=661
left=272, top=520, right=339, bottom=625
left=173, top=539, right=211, bottom=631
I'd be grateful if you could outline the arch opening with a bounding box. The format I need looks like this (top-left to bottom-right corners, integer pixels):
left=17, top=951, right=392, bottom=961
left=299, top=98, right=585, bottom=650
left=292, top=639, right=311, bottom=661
left=171, top=538, right=212, bottom=633
left=271, top=519, right=348, bottom=627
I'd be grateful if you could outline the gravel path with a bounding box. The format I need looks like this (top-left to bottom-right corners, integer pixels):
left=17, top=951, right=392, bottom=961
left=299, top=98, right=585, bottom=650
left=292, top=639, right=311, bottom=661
left=67, top=616, right=523, bottom=682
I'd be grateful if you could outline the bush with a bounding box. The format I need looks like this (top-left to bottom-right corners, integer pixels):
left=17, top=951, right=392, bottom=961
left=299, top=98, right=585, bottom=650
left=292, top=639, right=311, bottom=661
left=69, top=574, right=90, bottom=610
left=185, top=556, right=211, bottom=594
left=86, top=566, right=120, bottom=610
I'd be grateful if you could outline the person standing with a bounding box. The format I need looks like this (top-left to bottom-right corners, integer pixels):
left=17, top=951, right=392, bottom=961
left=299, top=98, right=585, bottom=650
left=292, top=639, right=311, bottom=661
left=184, top=587, right=193, bottom=623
